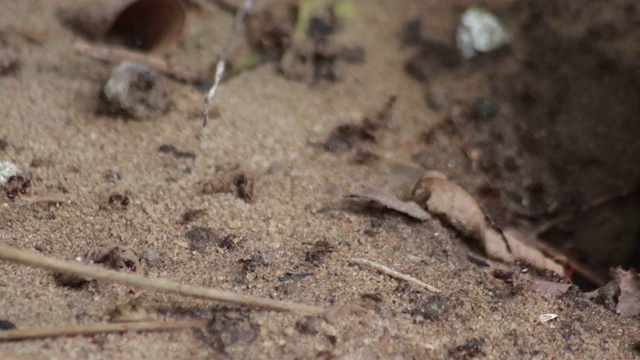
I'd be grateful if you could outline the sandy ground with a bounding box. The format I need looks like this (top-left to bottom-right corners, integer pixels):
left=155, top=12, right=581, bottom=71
left=1, top=0, right=639, bottom=359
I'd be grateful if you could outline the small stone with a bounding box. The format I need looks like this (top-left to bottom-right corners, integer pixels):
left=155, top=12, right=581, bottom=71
left=0, top=161, right=19, bottom=183
left=140, top=249, right=161, bottom=267
left=98, top=61, right=171, bottom=119
left=457, top=7, right=510, bottom=59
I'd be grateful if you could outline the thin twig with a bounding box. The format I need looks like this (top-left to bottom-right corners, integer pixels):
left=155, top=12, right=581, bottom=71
left=0, top=245, right=325, bottom=315
left=13, top=193, right=68, bottom=208
left=0, top=320, right=206, bottom=341
left=203, top=0, right=256, bottom=127
left=348, top=258, right=442, bottom=293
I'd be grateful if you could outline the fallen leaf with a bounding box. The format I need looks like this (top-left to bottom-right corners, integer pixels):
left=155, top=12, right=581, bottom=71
left=530, top=279, right=571, bottom=296
left=502, top=228, right=566, bottom=277
left=483, top=226, right=514, bottom=263
left=347, top=185, right=431, bottom=221
left=412, top=171, right=567, bottom=278
left=412, top=174, right=486, bottom=243
left=613, top=267, right=640, bottom=317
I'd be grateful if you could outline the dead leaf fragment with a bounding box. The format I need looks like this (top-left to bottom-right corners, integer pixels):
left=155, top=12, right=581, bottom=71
left=613, top=267, right=640, bottom=317
left=530, top=279, right=571, bottom=296
left=347, top=185, right=431, bottom=221
left=411, top=171, right=567, bottom=278
left=412, top=175, right=486, bottom=242
left=501, top=228, right=566, bottom=277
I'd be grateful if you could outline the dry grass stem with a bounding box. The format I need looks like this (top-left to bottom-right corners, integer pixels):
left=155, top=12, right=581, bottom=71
left=348, top=258, right=442, bottom=293
left=14, top=193, right=68, bottom=208
left=203, top=0, right=256, bottom=127
left=0, top=320, right=206, bottom=341
left=0, top=245, right=325, bottom=315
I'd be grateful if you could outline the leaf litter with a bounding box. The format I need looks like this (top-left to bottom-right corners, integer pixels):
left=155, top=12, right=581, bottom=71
left=348, top=170, right=570, bottom=283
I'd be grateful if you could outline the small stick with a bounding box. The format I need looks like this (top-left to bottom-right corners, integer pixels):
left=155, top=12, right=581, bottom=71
left=348, top=258, right=442, bottom=293
left=0, top=245, right=325, bottom=315
left=14, top=193, right=68, bottom=208
left=0, top=320, right=206, bottom=341
left=203, top=0, right=256, bottom=127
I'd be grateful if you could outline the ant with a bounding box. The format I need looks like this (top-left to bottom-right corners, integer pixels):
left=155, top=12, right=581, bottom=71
left=5, top=175, right=30, bottom=200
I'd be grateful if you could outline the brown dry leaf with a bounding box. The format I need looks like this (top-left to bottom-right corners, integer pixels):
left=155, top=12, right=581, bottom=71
left=483, top=226, right=514, bottom=263
left=529, top=279, right=572, bottom=296
left=501, top=228, right=567, bottom=277
left=412, top=174, right=486, bottom=243
left=347, top=185, right=431, bottom=221
left=612, top=267, right=640, bottom=317
left=411, top=171, right=567, bottom=277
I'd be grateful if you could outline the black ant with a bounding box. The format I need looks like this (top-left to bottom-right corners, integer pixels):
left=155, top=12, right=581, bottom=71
left=4, top=175, right=30, bottom=200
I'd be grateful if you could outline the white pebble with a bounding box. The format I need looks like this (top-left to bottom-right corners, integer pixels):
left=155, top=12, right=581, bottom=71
left=457, top=7, right=510, bottom=59
left=0, top=161, right=19, bottom=183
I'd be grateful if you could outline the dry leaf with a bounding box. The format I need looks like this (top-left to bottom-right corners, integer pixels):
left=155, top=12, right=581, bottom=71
left=412, top=174, right=486, bottom=243
left=483, top=226, right=514, bottom=263
left=501, top=228, right=566, bottom=277
left=347, top=185, right=431, bottom=221
left=530, top=279, right=571, bottom=296
left=412, top=171, right=567, bottom=277
left=612, top=267, right=640, bottom=317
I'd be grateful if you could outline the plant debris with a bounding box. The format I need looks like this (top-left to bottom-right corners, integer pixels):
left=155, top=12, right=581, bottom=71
left=246, top=0, right=364, bottom=85
left=348, top=170, right=570, bottom=279
left=412, top=171, right=486, bottom=241
left=588, top=267, right=640, bottom=317
left=202, top=170, right=255, bottom=203
left=158, top=144, right=196, bottom=160
left=347, top=185, right=430, bottom=221
left=278, top=272, right=314, bottom=282
left=179, top=209, right=207, bottom=224
left=348, top=258, right=441, bottom=293
left=529, top=279, right=571, bottom=296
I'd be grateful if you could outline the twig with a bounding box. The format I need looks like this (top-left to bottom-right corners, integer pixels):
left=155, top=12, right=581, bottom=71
left=13, top=193, right=68, bottom=208
left=0, top=245, right=325, bottom=315
left=203, top=0, right=256, bottom=127
left=348, top=258, right=442, bottom=293
left=0, top=320, right=206, bottom=341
